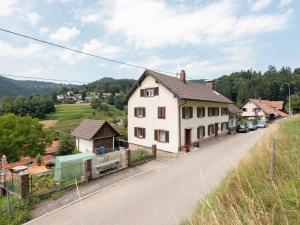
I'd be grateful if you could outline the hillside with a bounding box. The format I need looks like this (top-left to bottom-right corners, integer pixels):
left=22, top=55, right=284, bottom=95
left=182, top=116, right=300, bottom=225
left=0, top=75, right=65, bottom=98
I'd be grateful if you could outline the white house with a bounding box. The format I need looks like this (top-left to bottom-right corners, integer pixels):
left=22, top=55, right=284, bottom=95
left=241, top=99, right=288, bottom=121
left=125, top=70, right=233, bottom=153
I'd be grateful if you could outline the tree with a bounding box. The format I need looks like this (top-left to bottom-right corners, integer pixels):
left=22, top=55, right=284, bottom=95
left=57, top=133, right=75, bottom=156
left=290, top=94, right=300, bottom=113
left=0, top=114, right=52, bottom=162
left=81, top=91, right=87, bottom=101
left=90, top=98, right=108, bottom=112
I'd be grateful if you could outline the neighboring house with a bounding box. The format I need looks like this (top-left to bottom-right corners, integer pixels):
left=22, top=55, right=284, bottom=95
left=57, top=95, right=64, bottom=101
left=71, top=119, right=120, bottom=154
left=241, top=99, right=288, bottom=121
left=85, top=96, right=93, bottom=102
left=228, top=104, right=243, bottom=133
left=125, top=69, right=233, bottom=153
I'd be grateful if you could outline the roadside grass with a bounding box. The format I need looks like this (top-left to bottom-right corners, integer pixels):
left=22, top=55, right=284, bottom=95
left=182, top=116, right=300, bottom=225
left=0, top=196, right=31, bottom=225
left=44, top=104, right=126, bottom=136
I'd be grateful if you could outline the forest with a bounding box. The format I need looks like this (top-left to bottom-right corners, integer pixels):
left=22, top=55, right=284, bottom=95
left=212, top=66, right=300, bottom=111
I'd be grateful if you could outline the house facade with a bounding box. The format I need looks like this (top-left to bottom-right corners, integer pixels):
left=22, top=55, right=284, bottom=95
left=228, top=104, right=243, bottom=133
left=241, top=99, right=288, bottom=121
left=125, top=70, right=233, bottom=153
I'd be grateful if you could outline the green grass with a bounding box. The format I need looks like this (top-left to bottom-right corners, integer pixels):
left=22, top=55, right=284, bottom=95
left=44, top=104, right=126, bottom=136
left=182, top=116, right=300, bottom=225
left=0, top=196, right=31, bottom=225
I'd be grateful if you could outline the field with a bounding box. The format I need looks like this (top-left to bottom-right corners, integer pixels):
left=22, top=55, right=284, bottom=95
left=182, top=116, right=300, bottom=225
left=43, top=104, right=127, bottom=137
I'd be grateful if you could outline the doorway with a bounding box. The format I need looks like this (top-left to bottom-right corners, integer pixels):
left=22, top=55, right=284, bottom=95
left=185, top=129, right=192, bottom=145
left=215, top=123, right=219, bottom=137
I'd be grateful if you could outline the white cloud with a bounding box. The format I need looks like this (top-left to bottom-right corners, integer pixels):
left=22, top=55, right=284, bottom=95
left=251, top=0, right=272, bottom=12
left=49, top=26, right=80, bottom=42
left=105, top=0, right=292, bottom=49
left=0, top=41, right=42, bottom=57
left=82, top=39, right=121, bottom=57
left=279, top=0, right=291, bottom=7
left=79, top=13, right=100, bottom=23
left=39, top=27, right=50, bottom=35
left=0, top=0, right=18, bottom=16
left=26, top=12, right=41, bottom=25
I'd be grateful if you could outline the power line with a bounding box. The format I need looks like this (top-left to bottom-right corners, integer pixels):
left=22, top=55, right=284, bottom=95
left=0, top=73, right=87, bottom=84
left=0, top=27, right=178, bottom=76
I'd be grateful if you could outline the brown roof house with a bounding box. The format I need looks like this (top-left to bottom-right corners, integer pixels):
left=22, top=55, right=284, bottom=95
left=71, top=119, right=120, bottom=155
left=125, top=69, right=233, bottom=153
left=241, top=99, right=288, bottom=121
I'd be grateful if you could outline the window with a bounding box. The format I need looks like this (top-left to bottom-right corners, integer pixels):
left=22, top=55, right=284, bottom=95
left=221, top=122, right=228, bottom=131
left=134, top=127, right=145, bottom=138
left=197, top=107, right=205, bottom=118
left=158, top=107, right=166, bottom=119
left=134, top=107, right=145, bottom=118
left=242, top=108, right=247, bottom=112
left=182, top=106, right=193, bottom=119
left=208, top=124, right=215, bottom=136
left=208, top=107, right=220, bottom=117
left=252, top=108, right=260, bottom=112
left=154, top=130, right=169, bottom=143
left=197, top=126, right=205, bottom=139
left=221, top=107, right=228, bottom=116
left=140, top=87, right=159, bottom=97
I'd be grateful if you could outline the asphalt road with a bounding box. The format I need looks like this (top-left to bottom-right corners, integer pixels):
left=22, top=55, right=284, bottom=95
left=27, top=129, right=266, bottom=225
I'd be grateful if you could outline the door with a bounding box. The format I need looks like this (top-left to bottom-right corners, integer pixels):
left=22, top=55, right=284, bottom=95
left=185, top=129, right=192, bottom=145
left=215, top=123, right=219, bottom=137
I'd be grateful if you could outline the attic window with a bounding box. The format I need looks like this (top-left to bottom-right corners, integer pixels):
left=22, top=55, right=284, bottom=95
left=146, top=89, right=154, bottom=97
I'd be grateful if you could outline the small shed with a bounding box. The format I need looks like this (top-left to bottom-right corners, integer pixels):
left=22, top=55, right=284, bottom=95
left=54, top=152, right=96, bottom=181
left=71, top=119, right=120, bottom=154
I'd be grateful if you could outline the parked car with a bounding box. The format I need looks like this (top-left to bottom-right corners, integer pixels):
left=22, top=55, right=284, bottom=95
left=256, top=120, right=268, bottom=128
left=248, top=123, right=257, bottom=131
left=237, top=124, right=249, bottom=133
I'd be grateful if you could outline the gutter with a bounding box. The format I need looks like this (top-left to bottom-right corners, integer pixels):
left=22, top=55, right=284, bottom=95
left=178, top=99, right=187, bottom=151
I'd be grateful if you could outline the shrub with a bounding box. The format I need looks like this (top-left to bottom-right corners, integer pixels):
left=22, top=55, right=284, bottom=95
left=131, top=149, right=152, bottom=165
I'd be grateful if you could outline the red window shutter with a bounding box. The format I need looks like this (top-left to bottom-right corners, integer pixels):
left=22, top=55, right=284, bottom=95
left=143, top=128, right=146, bottom=138
left=158, top=107, right=161, bottom=118
left=134, top=127, right=137, bottom=137
left=154, top=130, right=157, bottom=141
left=140, top=89, right=144, bottom=97
left=143, top=108, right=146, bottom=117
left=166, top=131, right=169, bottom=143
left=182, top=107, right=186, bottom=119
left=154, top=87, right=159, bottom=96
left=134, top=108, right=137, bottom=117
left=162, top=107, right=165, bottom=118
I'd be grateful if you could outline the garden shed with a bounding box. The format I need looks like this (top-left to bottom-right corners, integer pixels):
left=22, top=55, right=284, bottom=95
left=71, top=119, right=120, bottom=154
left=54, top=152, right=96, bottom=181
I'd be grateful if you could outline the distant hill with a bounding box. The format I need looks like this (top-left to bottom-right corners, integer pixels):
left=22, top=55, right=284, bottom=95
left=0, top=75, right=67, bottom=98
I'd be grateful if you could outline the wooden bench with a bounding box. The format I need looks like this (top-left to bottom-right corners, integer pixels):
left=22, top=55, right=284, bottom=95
left=96, top=159, right=121, bottom=173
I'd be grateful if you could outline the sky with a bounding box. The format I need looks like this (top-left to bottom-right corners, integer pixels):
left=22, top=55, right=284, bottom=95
left=0, top=0, right=299, bottom=83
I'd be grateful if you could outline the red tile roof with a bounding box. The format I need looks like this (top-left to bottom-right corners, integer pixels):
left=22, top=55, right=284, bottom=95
left=248, top=99, right=288, bottom=117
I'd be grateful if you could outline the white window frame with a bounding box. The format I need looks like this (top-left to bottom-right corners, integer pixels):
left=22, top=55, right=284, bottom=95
left=146, top=89, right=154, bottom=97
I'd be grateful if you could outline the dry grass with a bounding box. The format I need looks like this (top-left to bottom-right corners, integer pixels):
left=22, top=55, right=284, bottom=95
left=182, top=116, right=300, bottom=225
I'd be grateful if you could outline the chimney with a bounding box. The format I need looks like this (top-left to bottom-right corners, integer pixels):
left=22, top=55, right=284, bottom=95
left=179, top=70, right=186, bottom=83
left=206, top=80, right=213, bottom=89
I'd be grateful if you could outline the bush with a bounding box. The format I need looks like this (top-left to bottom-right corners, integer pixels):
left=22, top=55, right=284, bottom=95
left=57, top=133, right=75, bottom=156
left=131, top=149, right=152, bottom=165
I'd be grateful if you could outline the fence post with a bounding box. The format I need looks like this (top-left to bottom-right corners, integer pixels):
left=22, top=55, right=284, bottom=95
left=152, top=145, right=157, bottom=159
left=20, top=172, right=30, bottom=199
left=86, top=159, right=92, bottom=182
left=269, top=139, right=276, bottom=179
left=127, top=150, right=132, bottom=168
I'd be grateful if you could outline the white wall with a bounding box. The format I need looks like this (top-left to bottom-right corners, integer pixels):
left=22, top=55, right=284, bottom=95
left=128, top=75, right=179, bottom=153
left=179, top=100, right=229, bottom=146
left=76, top=138, right=94, bottom=153
left=241, top=101, right=267, bottom=120
left=229, top=114, right=237, bottom=128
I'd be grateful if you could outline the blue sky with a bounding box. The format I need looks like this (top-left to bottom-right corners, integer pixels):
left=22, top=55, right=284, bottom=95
left=0, top=0, right=299, bottom=83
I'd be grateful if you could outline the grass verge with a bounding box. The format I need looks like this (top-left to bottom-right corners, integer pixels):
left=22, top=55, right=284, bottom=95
left=182, top=116, right=300, bottom=225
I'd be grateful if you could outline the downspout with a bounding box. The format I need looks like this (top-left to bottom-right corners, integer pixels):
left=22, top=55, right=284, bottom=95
left=178, top=99, right=187, bottom=151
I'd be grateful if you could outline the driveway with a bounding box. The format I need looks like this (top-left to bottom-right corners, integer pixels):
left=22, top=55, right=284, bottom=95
left=27, top=129, right=266, bottom=225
